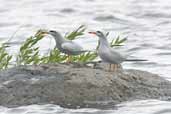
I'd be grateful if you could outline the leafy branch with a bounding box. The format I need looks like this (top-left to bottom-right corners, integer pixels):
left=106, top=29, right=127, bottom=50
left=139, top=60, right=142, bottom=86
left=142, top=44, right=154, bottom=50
left=65, top=25, right=86, bottom=40
left=41, top=48, right=67, bottom=63
left=0, top=44, right=12, bottom=69
left=110, top=35, right=127, bottom=47
left=16, top=29, right=45, bottom=65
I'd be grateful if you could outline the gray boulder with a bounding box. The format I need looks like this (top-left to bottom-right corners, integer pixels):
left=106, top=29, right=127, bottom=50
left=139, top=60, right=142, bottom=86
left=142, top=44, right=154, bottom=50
left=0, top=63, right=171, bottom=109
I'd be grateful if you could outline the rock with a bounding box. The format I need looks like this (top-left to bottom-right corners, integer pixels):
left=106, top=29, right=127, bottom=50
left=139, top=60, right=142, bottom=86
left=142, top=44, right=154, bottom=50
left=0, top=63, right=171, bottom=109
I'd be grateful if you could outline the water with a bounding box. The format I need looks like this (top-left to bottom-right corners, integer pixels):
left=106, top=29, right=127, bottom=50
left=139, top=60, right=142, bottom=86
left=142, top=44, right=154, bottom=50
left=1, top=100, right=171, bottom=114
left=0, top=0, right=171, bottom=113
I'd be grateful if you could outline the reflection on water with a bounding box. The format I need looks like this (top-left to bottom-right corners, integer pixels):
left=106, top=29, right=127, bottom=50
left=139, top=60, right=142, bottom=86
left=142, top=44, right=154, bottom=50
left=0, top=0, right=171, bottom=113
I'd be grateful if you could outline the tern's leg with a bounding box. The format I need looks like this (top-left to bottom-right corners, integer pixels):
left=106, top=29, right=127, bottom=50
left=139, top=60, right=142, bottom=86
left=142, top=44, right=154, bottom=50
left=111, top=64, right=113, bottom=72
left=112, top=64, right=118, bottom=72
left=109, top=64, right=112, bottom=71
left=67, top=55, right=72, bottom=63
left=111, top=64, right=114, bottom=72
left=113, top=64, right=117, bottom=72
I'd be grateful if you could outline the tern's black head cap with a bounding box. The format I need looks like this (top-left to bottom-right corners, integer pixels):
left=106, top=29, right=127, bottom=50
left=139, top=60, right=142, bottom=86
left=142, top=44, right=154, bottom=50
left=49, top=30, right=57, bottom=33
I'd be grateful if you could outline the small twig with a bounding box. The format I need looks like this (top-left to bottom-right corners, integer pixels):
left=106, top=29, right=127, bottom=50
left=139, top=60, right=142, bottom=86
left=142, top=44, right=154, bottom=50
left=6, top=25, right=23, bottom=43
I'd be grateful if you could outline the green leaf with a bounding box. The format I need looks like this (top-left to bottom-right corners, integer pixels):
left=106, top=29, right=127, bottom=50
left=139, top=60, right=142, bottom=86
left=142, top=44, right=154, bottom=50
left=17, top=30, right=44, bottom=65
left=0, top=44, right=12, bottom=70
left=110, top=36, right=127, bottom=47
left=66, top=25, right=86, bottom=40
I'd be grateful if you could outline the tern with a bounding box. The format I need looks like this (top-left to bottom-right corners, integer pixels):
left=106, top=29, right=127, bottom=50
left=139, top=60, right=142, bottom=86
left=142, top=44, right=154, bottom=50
left=89, top=31, right=147, bottom=71
left=42, top=30, right=88, bottom=62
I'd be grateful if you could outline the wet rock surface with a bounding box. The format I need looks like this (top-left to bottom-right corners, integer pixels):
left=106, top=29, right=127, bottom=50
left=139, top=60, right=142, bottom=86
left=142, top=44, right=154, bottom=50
left=0, top=63, right=171, bottom=109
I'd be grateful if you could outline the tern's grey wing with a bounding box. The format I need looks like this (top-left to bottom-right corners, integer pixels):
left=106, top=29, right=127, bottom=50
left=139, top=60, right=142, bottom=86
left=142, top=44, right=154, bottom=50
left=61, top=41, right=84, bottom=52
left=98, top=47, right=125, bottom=64
left=108, top=48, right=126, bottom=63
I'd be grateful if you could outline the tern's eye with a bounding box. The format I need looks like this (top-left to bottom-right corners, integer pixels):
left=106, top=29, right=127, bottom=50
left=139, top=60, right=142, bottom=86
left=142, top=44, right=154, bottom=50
left=49, top=30, right=56, bottom=33
left=96, top=31, right=103, bottom=36
left=96, top=31, right=101, bottom=34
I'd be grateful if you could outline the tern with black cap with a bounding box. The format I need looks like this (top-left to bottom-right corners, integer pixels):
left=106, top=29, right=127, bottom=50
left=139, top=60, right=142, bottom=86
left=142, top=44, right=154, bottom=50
left=42, top=30, right=88, bottom=62
left=89, top=31, right=147, bottom=71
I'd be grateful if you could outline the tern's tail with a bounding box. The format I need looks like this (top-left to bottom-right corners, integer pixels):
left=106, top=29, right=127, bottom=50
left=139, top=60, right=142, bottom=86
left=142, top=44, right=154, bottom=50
left=125, top=59, right=147, bottom=62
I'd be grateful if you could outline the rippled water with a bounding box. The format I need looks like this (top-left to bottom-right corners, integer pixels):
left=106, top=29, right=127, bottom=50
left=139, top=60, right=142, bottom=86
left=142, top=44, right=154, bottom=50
left=0, top=0, right=171, bottom=113
left=1, top=100, right=171, bottom=114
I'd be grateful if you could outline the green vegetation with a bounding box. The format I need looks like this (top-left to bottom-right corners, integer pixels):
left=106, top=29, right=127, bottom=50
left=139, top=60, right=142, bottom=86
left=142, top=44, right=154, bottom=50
left=110, top=35, right=127, bottom=47
left=41, top=48, right=67, bottom=63
left=71, top=52, right=97, bottom=63
left=65, top=25, right=86, bottom=40
left=17, top=30, right=44, bottom=65
left=0, top=25, right=127, bottom=70
left=0, top=44, right=12, bottom=69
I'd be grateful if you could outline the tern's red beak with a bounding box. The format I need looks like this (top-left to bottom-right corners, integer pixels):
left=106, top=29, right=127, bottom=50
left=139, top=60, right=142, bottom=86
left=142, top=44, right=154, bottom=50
left=88, top=32, right=96, bottom=35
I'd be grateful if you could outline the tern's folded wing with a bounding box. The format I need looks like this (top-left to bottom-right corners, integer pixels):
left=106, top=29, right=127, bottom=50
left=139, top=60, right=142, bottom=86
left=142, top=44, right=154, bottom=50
left=109, top=48, right=126, bottom=61
left=61, top=42, right=84, bottom=52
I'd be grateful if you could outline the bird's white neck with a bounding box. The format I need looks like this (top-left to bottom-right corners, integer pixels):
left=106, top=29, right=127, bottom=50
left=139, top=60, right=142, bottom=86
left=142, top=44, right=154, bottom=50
left=99, top=36, right=110, bottom=49
left=52, top=34, right=66, bottom=46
